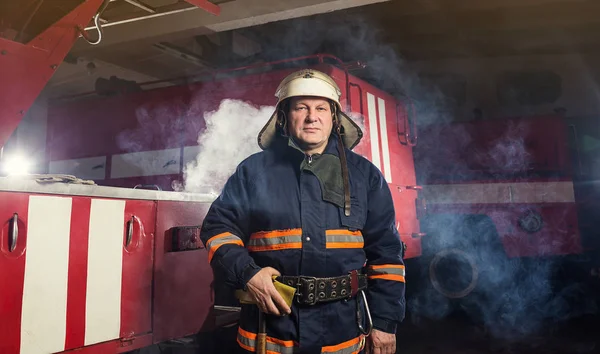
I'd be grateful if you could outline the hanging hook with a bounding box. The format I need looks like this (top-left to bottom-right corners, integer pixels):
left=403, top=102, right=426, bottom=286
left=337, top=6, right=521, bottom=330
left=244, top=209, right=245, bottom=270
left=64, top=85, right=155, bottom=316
left=77, top=0, right=110, bottom=45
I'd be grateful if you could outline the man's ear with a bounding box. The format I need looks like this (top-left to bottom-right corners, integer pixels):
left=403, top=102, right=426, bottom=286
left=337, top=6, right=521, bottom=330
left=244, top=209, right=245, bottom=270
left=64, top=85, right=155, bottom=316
left=277, top=111, right=289, bottom=137
left=277, top=99, right=290, bottom=136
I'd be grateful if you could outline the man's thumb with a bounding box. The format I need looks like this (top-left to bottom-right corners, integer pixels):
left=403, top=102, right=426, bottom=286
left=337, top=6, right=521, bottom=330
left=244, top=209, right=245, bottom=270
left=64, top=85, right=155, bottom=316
left=264, top=267, right=281, bottom=276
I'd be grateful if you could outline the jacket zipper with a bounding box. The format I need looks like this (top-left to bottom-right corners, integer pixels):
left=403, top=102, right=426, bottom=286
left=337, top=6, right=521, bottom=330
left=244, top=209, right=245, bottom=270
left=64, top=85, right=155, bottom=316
left=307, top=154, right=313, bottom=165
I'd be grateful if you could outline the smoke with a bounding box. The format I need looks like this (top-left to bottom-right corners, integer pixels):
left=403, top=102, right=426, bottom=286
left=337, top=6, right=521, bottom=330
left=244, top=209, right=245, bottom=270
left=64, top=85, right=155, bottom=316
left=167, top=10, right=598, bottom=342
left=485, top=121, right=532, bottom=174
left=116, top=98, right=187, bottom=154
left=172, top=99, right=274, bottom=195
left=254, top=12, right=450, bottom=125
left=113, top=96, right=189, bottom=184
left=410, top=116, right=598, bottom=341
left=113, top=6, right=596, bottom=342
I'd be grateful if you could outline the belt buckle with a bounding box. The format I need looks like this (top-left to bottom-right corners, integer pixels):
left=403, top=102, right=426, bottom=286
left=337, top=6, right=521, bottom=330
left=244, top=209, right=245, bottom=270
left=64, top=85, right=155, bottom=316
left=297, top=276, right=318, bottom=305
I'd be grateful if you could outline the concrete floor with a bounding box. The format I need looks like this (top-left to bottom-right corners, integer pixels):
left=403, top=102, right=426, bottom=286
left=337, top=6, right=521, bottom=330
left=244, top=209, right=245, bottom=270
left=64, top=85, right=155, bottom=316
left=397, top=313, right=599, bottom=354
left=186, top=313, right=600, bottom=354
left=150, top=310, right=600, bottom=354
left=397, top=257, right=600, bottom=354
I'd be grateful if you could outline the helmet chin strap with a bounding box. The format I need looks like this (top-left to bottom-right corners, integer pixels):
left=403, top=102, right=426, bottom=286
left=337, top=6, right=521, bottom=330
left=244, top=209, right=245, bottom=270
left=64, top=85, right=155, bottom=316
left=335, top=117, right=351, bottom=217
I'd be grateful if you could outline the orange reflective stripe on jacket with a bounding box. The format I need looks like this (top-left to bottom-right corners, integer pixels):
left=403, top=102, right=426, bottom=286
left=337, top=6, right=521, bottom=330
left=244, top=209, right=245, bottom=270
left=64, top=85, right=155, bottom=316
left=367, top=264, right=406, bottom=282
left=325, top=229, right=364, bottom=249
left=206, top=232, right=244, bottom=263
left=237, top=327, right=364, bottom=354
left=237, top=327, right=296, bottom=354
left=246, top=228, right=364, bottom=252
left=321, top=335, right=365, bottom=354
left=247, top=229, right=303, bottom=252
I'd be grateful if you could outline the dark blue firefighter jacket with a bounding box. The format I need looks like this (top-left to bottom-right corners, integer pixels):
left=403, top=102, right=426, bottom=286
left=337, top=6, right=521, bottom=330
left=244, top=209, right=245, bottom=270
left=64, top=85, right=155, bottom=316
left=200, top=134, right=406, bottom=354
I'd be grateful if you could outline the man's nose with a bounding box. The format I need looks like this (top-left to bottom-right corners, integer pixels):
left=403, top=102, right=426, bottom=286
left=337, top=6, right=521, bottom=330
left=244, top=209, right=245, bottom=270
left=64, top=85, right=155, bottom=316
left=305, top=108, right=318, bottom=121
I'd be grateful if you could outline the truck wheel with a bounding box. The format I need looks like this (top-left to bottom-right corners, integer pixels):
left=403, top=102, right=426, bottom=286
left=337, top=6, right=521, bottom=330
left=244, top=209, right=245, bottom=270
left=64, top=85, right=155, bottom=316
left=429, top=247, right=479, bottom=299
left=416, top=214, right=512, bottom=326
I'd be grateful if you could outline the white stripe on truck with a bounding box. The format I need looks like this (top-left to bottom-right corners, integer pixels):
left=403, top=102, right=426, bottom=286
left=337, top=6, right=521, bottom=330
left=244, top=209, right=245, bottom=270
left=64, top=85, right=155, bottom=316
left=367, top=93, right=381, bottom=171
left=84, top=199, right=125, bottom=346
left=20, top=196, right=72, bottom=354
left=422, top=181, right=576, bottom=204
left=377, top=97, right=392, bottom=183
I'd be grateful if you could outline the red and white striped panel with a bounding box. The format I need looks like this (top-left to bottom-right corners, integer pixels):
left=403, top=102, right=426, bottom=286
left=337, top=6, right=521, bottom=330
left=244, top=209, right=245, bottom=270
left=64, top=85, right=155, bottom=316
left=1, top=194, right=138, bottom=354
left=366, top=93, right=393, bottom=183
left=421, top=181, right=576, bottom=204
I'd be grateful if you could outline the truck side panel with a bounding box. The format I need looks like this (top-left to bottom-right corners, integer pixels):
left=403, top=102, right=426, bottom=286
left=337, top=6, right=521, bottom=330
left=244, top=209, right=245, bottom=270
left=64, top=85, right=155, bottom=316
left=0, top=192, right=156, bottom=354
left=121, top=200, right=156, bottom=341
left=153, top=200, right=214, bottom=343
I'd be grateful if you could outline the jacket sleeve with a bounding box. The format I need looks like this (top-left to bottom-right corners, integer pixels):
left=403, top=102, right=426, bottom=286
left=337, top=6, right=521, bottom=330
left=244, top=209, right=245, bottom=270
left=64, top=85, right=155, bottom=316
left=362, top=169, right=406, bottom=334
left=200, top=164, right=261, bottom=290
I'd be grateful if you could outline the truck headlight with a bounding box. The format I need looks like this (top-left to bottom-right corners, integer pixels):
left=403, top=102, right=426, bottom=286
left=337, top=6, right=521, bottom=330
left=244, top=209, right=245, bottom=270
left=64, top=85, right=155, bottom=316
left=1, top=154, right=32, bottom=176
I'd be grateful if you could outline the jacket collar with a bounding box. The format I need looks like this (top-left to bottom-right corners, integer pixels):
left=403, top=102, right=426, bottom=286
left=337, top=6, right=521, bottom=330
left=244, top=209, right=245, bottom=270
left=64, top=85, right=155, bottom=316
left=279, top=134, right=346, bottom=208
left=285, top=133, right=342, bottom=159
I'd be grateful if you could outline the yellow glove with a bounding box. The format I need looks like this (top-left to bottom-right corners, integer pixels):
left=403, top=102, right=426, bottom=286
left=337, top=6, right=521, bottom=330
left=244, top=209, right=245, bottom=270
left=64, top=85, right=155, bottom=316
left=235, top=276, right=296, bottom=308
left=272, top=276, right=296, bottom=307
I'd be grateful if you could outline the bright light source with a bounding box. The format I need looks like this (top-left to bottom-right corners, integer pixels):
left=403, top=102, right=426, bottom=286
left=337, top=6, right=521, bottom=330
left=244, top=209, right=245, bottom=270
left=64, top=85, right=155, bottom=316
left=1, top=154, right=32, bottom=176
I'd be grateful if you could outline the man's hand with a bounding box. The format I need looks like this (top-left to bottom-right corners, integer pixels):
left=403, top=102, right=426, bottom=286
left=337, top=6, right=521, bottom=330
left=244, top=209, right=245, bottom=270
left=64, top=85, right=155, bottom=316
left=365, top=329, right=396, bottom=354
left=245, top=267, right=291, bottom=316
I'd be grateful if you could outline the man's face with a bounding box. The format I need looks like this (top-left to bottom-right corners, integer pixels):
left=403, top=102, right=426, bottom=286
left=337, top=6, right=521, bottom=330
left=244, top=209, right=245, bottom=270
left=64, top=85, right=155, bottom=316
left=287, top=96, right=334, bottom=154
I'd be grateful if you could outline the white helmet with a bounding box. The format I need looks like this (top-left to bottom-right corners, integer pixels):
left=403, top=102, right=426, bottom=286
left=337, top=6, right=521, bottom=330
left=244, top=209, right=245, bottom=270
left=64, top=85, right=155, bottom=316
left=257, top=69, right=363, bottom=150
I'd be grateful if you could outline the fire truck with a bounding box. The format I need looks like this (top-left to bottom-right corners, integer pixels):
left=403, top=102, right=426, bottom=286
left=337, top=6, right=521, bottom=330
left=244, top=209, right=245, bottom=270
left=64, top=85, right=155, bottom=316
left=413, top=116, right=580, bottom=298
left=407, top=55, right=600, bottom=322
left=0, top=1, right=422, bottom=353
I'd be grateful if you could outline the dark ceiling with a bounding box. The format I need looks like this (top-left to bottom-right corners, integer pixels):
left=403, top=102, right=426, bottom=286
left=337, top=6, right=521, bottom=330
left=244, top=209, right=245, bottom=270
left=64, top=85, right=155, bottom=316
left=19, top=0, right=600, bottom=99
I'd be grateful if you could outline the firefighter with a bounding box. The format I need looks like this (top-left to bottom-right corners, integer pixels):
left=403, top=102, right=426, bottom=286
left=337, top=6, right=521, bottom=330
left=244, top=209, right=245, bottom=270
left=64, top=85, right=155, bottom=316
left=200, top=69, right=405, bottom=354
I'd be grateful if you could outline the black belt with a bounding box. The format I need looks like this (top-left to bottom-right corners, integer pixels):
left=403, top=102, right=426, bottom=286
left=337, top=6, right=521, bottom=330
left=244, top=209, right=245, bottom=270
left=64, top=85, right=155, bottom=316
left=276, top=270, right=367, bottom=306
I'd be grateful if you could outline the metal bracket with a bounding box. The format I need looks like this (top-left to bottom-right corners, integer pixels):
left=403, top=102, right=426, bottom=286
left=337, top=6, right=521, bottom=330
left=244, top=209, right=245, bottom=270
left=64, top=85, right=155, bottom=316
left=170, top=226, right=204, bottom=252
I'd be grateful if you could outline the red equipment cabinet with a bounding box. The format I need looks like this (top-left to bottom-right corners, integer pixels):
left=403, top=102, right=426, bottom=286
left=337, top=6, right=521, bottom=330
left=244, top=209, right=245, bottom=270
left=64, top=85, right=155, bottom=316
left=0, top=179, right=219, bottom=354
